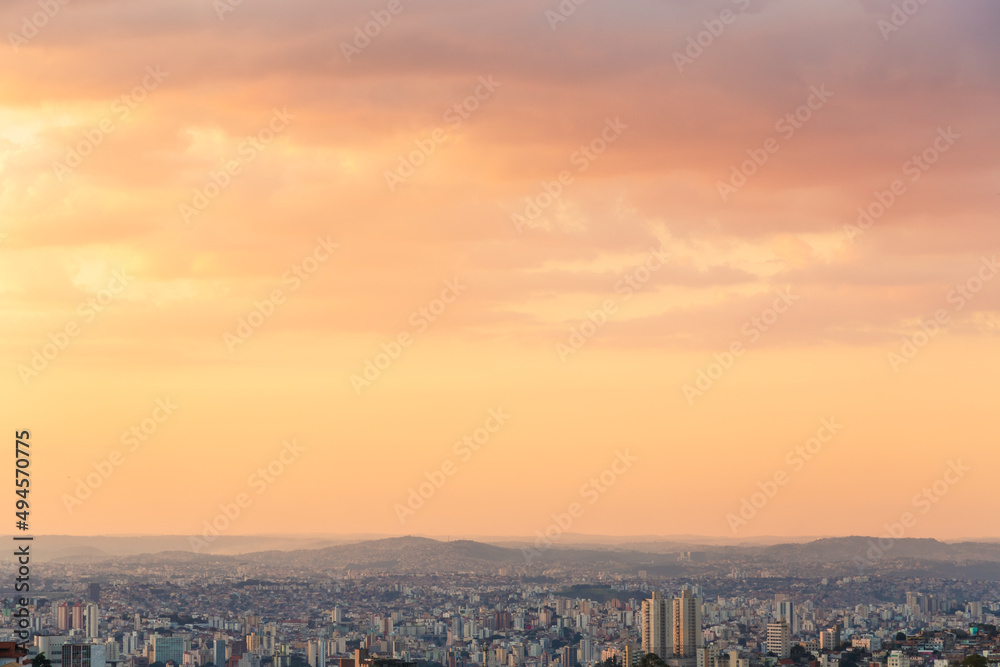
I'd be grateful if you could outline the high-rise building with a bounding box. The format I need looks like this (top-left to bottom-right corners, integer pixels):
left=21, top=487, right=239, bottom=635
left=819, top=627, right=841, bottom=651
left=671, top=590, right=703, bottom=662
left=89, top=584, right=101, bottom=603
left=643, top=591, right=703, bottom=667
left=57, top=603, right=71, bottom=632
left=888, top=652, right=909, bottom=667
left=774, top=595, right=796, bottom=635
left=579, top=637, right=593, bottom=667
left=642, top=593, right=670, bottom=661
left=696, top=646, right=717, bottom=667
left=72, top=604, right=85, bottom=630
left=560, top=646, right=578, bottom=667
left=36, top=635, right=68, bottom=666
left=152, top=637, right=190, bottom=665
left=105, top=641, right=120, bottom=662
left=623, top=644, right=639, bottom=667
left=63, top=643, right=107, bottom=667
left=307, top=640, right=326, bottom=667
left=86, top=604, right=100, bottom=639
left=493, top=612, right=512, bottom=631
left=214, top=640, right=227, bottom=667
left=767, top=621, right=790, bottom=659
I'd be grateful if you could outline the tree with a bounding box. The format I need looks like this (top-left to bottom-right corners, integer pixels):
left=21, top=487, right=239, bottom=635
left=895, top=632, right=907, bottom=642
left=639, top=654, right=668, bottom=667
left=961, top=657, right=987, bottom=667
left=32, top=653, right=53, bottom=667
left=839, top=649, right=863, bottom=667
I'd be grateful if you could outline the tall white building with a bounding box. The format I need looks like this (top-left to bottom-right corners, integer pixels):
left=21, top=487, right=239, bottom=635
left=86, top=604, right=100, bottom=639
left=767, top=620, right=790, bottom=659
left=672, top=590, right=703, bottom=662
left=105, top=641, right=120, bottom=662
left=775, top=595, right=796, bottom=635
left=307, top=640, right=326, bottom=667
left=819, top=627, right=841, bottom=651
left=642, top=591, right=703, bottom=667
left=35, top=636, right=68, bottom=666
left=642, top=593, right=671, bottom=661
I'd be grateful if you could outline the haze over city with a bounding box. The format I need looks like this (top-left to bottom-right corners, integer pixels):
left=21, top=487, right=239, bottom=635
left=3, top=3, right=1000, bottom=667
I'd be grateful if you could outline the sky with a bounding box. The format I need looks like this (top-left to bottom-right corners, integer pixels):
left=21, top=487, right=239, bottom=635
left=2, top=0, right=999, bottom=542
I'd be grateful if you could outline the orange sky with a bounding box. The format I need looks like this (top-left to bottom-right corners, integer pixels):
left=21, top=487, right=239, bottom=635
left=2, top=0, right=999, bottom=541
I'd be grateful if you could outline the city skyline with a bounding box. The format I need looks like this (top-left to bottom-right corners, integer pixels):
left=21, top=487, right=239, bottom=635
left=4, top=2, right=1000, bottom=667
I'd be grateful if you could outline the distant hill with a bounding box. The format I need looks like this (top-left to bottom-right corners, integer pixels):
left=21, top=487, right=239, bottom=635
left=25, top=534, right=372, bottom=561
left=16, top=534, right=1000, bottom=579
left=757, top=537, right=1000, bottom=562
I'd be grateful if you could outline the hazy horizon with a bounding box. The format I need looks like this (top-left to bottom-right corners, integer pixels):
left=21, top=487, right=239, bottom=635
left=15, top=532, right=1000, bottom=542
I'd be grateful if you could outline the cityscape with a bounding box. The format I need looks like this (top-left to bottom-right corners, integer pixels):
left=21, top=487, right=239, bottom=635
left=2, top=5, right=998, bottom=667
left=2, top=537, right=1000, bottom=667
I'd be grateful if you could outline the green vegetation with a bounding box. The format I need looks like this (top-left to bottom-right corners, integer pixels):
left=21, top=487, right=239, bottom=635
left=639, top=654, right=667, bottom=667
left=554, top=585, right=630, bottom=603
